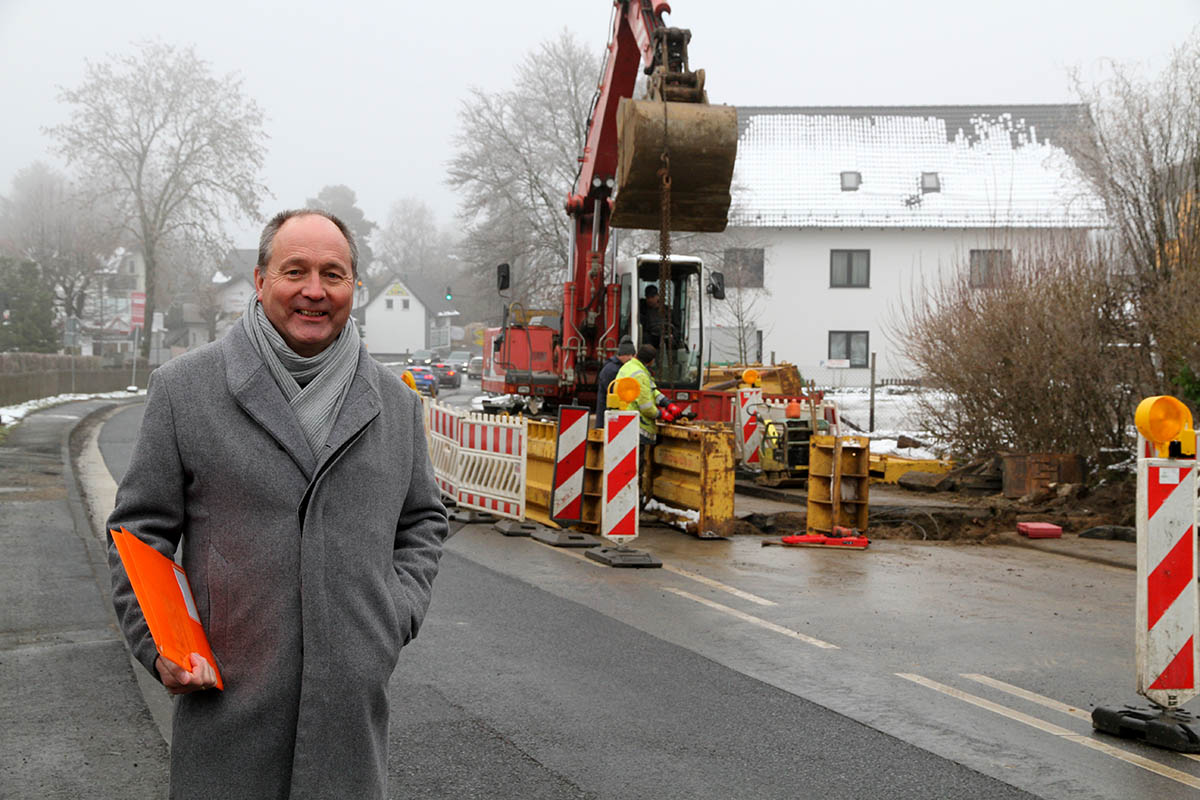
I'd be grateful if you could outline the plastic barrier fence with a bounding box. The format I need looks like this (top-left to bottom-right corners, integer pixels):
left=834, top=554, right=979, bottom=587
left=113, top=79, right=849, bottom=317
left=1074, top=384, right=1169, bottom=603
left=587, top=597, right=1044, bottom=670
left=427, top=400, right=461, bottom=499
left=456, top=412, right=528, bottom=521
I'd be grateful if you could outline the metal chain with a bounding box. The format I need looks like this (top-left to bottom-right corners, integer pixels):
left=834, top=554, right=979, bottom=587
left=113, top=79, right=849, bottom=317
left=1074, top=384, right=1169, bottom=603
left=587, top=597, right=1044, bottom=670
left=656, top=100, right=673, bottom=369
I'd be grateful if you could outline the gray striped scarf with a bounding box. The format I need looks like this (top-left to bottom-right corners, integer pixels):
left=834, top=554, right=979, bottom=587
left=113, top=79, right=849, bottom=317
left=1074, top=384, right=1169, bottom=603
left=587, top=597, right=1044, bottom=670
left=242, top=293, right=360, bottom=457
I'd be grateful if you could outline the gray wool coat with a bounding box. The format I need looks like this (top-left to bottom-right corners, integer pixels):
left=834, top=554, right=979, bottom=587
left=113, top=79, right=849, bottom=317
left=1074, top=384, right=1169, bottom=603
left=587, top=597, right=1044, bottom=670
left=106, top=322, right=448, bottom=800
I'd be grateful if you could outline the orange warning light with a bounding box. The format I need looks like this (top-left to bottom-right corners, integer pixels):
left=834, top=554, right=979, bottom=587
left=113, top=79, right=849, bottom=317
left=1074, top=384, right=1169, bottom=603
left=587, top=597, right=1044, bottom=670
left=741, top=368, right=760, bottom=386
left=1135, top=395, right=1195, bottom=457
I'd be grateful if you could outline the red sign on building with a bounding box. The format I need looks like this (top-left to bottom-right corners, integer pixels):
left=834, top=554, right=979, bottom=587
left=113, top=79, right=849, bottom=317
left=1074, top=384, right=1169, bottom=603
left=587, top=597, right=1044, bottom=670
left=130, top=291, right=146, bottom=329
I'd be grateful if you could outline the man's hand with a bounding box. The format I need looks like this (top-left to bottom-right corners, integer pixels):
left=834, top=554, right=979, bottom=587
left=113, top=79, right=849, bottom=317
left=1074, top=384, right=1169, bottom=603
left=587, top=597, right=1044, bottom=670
left=156, top=653, right=218, bottom=695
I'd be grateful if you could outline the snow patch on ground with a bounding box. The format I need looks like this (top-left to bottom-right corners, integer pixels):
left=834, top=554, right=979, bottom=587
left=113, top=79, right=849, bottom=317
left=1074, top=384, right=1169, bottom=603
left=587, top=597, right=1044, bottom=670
left=824, top=387, right=950, bottom=460
left=0, top=388, right=146, bottom=427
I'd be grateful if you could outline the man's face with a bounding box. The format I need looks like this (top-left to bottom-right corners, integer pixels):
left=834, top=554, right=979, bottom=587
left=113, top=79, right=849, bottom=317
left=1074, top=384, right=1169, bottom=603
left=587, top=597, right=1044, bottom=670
left=646, top=293, right=660, bottom=308
left=255, top=214, right=355, bottom=357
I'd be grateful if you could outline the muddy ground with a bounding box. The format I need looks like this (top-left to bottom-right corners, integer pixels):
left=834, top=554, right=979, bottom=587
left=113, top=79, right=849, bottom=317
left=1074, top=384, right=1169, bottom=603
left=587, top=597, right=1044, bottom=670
left=713, top=475, right=1138, bottom=543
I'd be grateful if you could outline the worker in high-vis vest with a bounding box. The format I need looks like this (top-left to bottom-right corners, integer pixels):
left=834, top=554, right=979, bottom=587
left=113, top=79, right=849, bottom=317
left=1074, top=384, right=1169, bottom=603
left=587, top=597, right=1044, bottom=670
left=610, top=343, right=669, bottom=441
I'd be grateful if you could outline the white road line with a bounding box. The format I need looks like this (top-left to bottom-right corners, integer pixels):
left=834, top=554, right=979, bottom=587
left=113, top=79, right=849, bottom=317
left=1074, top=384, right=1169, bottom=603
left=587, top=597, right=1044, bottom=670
left=661, top=564, right=777, bottom=606
left=528, top=538, right=609, bottom=568
left=663, top=587, right=838, bottom=649
left=898, top=673, right=1200, bottom=790
left=962, top=673, right=1200, bottom=764
left=961, top=673, right=1092, bottom=722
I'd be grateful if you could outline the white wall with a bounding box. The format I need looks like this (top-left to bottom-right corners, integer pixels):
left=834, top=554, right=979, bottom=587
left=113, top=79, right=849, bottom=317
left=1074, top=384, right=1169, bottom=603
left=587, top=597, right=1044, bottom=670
left=363, top=282, right=427, bottom=354
left=735, top=226, right=1057, bottom=387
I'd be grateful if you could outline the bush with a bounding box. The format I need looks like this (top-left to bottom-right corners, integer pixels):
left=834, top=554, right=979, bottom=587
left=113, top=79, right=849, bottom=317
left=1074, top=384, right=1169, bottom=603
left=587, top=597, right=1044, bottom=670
left=893, top=233, right=1160, bottom=463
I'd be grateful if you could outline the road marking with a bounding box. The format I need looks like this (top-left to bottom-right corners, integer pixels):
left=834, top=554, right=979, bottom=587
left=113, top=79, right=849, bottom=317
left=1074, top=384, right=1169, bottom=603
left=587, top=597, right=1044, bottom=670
left=898, top=673, right=1200, bottom=790
left=962, top=673, right=1200, bottom=764
left=662, top=564, right=777, bottom=606
left=663, top=587, right=838, bottom=649
left=528, top=538, right=609, bottom=568
left=961, top=673, right=1092, bottom=722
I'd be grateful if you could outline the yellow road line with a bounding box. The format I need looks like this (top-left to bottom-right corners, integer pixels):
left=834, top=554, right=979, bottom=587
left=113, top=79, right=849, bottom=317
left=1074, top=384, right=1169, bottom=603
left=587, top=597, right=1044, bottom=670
left=898, top=673, right=1200, bottom=790
left=663, top=587, right=838, bottom=649
left=662, top=564, right=777, bottom=606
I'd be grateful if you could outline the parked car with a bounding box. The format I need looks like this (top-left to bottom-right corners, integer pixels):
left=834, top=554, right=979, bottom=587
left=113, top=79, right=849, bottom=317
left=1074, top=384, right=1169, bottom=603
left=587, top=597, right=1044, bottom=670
left=467, top=356, right=484, bottom=380
left=405, top=365, right=439, bottom=397
left=430, top=360, right=462, bottom=389
left=447, top=350, right=473, bottom=371
left=407, top=349, right=435, bottom=366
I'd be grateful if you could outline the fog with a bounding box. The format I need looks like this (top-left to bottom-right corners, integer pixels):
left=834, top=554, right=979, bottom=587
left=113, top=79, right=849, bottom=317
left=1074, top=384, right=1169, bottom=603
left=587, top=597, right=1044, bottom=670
left=1, top=0, right=1196, bottom=246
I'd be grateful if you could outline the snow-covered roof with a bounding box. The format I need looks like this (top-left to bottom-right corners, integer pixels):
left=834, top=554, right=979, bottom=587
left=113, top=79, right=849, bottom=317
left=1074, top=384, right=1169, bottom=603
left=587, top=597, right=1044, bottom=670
left=731, top=105, right=1106, bottom=229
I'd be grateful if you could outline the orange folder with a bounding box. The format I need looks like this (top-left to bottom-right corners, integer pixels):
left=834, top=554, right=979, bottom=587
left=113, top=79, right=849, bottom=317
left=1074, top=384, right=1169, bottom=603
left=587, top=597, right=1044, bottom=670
left=111, top=526, right=223, bottom=690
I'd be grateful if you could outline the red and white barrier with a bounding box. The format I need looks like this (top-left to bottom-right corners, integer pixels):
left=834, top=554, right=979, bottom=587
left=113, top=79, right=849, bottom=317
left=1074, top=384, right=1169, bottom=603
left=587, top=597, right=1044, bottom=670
left=426, top=400, right=461, bottom=499
left=550, top=405, right=589, bottom=524
left=602, top=410, right=639, bottom=545
left=456, top=412, right=527, bottom=520
left=736, top=387, right=763, bottom=466
left=1136, top=438, right=1200, bottom=709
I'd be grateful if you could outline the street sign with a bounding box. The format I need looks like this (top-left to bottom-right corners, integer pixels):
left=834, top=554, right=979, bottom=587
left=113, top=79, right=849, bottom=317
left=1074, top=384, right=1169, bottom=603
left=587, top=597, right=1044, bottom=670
left=130, top=291, right=146, bottom=329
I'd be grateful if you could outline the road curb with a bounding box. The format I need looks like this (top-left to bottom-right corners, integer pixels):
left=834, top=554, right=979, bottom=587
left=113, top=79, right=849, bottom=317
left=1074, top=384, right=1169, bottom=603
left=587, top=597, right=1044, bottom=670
left=67, top=398, right=174, bottom=746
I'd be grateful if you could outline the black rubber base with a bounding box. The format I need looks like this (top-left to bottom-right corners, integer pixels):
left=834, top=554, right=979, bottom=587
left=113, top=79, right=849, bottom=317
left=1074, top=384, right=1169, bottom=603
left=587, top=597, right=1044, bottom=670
left=449, top=508, right=498, bottom=524
left=584, top=546, right=663, bottom=568
left=531, top=529, right=603, bottom=548
left=1093, top=705, right=1200, bottom=753
left=494, top=520, right=542, bottom=537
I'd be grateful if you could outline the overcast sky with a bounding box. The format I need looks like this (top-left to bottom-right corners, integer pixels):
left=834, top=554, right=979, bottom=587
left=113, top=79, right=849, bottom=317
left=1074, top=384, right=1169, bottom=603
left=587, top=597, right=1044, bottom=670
left=2, top=0, right=1197, bottom=248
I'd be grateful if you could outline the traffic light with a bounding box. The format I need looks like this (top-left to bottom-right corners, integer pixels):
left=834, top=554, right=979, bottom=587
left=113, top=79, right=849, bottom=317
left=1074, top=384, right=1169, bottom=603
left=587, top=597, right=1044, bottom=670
left=445, top=286, right=453, bottom=301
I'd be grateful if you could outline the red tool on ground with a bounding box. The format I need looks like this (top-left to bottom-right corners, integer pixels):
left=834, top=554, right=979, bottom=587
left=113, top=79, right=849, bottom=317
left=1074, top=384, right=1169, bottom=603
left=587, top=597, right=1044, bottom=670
left=763, top=526, right=869, bottom=550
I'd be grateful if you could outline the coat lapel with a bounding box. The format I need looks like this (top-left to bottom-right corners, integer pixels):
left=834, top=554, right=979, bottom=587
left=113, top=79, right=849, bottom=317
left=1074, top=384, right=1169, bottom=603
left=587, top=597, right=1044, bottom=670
left=314, top=350, right=381, bottom=476
left=223, top=324, right=316, bottom=479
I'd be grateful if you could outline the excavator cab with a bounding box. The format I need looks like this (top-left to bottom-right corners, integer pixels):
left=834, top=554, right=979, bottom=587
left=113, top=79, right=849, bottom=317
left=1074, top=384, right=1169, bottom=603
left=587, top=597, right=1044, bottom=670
left=610, top=27, right=738, bottom=233
left=619, top=254, right=710, bottom=390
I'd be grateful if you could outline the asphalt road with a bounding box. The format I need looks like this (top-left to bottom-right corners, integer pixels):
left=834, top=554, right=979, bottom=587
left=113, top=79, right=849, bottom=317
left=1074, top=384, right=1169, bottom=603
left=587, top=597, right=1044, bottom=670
left=85, top=390, right=1200, bottom=799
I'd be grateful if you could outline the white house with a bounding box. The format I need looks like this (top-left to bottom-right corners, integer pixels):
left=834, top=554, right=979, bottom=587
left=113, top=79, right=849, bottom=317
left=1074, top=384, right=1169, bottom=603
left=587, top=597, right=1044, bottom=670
left=722, top=104, right=1107, bottom=386
left=361, top=273, right=459, bottom=357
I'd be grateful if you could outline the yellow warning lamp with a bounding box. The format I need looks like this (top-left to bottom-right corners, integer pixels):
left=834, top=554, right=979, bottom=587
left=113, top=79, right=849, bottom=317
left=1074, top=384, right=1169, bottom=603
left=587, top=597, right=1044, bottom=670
left=741, top=368, right=760, bottom=387
left=400, top=370, right=418, bottom=392
left=607, top=376, right=641, bottom=409
left=1135, top=395, right=1196, bottom=458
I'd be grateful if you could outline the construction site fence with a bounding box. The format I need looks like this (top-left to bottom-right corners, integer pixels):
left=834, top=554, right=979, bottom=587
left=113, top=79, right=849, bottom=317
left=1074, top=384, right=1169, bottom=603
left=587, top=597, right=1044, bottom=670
left=421, top=397, right=528, bottom=521
left=422, top=399, right=736, bottom=538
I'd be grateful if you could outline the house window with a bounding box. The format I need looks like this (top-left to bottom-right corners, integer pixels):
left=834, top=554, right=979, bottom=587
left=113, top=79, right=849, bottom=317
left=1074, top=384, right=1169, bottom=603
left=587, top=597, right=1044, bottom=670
left=385, top=298, right=393, bottom=310
left=969, top=249, right=1012, bottom=288
left=723, top=248, right=764, bottom=288
left=829, top=331, right=869, bottom=368
left=830, top=250, right=870, bottom=287
left=921, top=172, right=941, bottom=193
left=840, top=171, right=861, bottom=191
left=402, top=298, right=410, bottom=310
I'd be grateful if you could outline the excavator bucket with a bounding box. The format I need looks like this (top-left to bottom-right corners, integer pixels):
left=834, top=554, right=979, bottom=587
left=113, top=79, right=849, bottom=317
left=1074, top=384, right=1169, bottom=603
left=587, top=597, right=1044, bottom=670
left=611, top=98, right=738, bottom=233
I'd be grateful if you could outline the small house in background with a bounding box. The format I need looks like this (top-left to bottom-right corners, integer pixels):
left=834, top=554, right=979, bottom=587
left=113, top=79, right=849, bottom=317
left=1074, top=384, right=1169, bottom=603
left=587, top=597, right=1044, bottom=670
left=723, top=104, right=1107, bottom=386
left=361, top=272, right=459, bottom=359
left=163, top=249, right=256, bottom=357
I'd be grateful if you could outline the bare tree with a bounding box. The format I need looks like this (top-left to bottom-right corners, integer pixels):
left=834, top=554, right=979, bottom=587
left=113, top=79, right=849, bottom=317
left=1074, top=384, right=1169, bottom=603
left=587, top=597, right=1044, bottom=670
left=48, top=41, right=268, bottom=357
left=1066, top=30, right=1200, bottom=403
left=447, top=29, right=599, bottom=308
left=376, top=196, right=451, bottom=281
left=1068, top=31, right=1200, bottom=282
left=0, top=162, right=118, bottom=319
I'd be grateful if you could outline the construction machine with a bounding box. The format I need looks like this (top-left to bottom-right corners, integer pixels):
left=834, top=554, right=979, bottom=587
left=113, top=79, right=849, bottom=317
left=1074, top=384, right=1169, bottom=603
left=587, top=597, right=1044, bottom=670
left=482, top=0, right=738, bottom=414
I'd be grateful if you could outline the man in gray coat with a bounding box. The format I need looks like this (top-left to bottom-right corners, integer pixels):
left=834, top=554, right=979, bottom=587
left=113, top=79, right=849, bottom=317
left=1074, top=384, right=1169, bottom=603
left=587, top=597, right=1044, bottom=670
left=106, top=209, right=449, bottom=799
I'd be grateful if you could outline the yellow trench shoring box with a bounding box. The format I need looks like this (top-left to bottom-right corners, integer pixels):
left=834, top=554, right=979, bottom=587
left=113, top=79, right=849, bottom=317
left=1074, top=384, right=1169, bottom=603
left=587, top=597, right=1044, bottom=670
left=524, top=417, right=736, bottom=537
left=647, top=421, right=736, bottom=537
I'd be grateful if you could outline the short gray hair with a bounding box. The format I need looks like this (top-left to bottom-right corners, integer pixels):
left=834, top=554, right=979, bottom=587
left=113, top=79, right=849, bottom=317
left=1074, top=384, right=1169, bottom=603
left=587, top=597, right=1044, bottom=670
left=257, top=209, right=358, bottom=275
